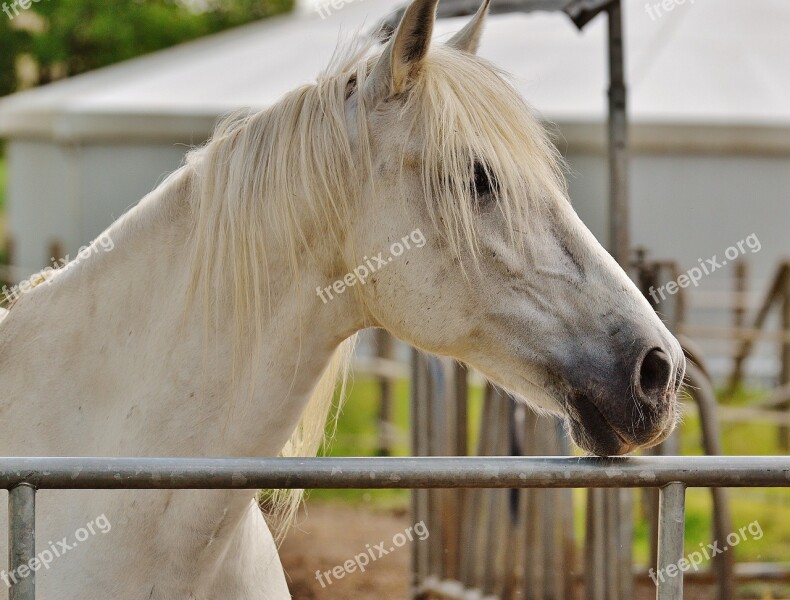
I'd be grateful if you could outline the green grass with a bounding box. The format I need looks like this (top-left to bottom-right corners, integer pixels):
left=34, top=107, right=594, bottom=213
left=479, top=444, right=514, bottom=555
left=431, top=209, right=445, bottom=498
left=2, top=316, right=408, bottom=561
left=308, top=377, right=411, bottom=506
left=311, top=376, right=790, bottom=566
left=308, top=376, right=486, bottom=507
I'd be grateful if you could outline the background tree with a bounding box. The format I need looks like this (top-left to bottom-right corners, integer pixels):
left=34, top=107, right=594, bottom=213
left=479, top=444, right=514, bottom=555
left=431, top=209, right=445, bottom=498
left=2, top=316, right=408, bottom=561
left=1, top=0, right=295, bottom=95
left=0, top=17, right=29, bottom=96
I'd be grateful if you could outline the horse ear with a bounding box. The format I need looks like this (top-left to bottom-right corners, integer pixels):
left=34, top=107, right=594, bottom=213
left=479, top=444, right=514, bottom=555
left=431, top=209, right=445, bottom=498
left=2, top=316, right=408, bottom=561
left=364, top=0, right=439, bottom=105
left=447, top=0, right=491, bottom=54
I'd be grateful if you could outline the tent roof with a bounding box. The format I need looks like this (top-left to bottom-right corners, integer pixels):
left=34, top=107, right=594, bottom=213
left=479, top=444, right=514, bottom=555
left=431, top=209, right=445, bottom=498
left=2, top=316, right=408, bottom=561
left=1, top=0, right=789, bottom=152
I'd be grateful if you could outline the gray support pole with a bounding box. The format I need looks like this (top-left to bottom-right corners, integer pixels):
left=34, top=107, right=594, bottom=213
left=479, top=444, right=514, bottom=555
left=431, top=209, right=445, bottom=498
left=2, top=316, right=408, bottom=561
left=8, top=484, right=36, bottom=600
left=607, top=0, right=630, bottom=265
left=604, top=7, right=632, bottom=596
left=685, top=362, right=735, bottom=600
left=657, top=482, right=686, bottom=600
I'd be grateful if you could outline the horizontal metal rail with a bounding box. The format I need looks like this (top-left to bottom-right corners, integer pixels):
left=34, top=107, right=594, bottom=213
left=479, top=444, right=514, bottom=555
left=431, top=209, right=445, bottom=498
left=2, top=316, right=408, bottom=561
left=3, top=455, right=790, bottom=600
left=0, top=456, right=789, bottom=489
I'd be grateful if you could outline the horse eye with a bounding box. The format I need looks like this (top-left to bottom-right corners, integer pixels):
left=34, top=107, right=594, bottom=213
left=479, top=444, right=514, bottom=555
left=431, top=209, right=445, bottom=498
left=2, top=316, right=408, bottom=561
left=345, top=74, right=358, bottom=100
left=472, top=161, right=497, bottom=204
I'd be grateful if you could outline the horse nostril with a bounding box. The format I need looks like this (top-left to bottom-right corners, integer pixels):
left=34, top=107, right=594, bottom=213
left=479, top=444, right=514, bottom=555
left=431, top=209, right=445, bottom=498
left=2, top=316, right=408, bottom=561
left=638, top=348, right=673, bottom=400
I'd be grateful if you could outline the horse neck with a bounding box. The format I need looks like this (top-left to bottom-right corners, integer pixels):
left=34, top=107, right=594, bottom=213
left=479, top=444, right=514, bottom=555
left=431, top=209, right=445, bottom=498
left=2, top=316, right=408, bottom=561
left=3, top=166, right=363, bottom=458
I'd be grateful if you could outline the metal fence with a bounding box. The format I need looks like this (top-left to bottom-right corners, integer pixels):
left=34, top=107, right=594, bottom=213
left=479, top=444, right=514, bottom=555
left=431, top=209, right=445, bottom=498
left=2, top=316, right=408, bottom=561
left=2, top=455, right=790, bottom=600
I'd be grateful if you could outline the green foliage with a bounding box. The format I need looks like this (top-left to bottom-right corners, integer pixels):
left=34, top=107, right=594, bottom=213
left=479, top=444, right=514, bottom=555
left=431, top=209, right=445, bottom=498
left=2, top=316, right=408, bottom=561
left=0, top=17, right=26, bottom=96
left=0, top=0, right=294, bottom=96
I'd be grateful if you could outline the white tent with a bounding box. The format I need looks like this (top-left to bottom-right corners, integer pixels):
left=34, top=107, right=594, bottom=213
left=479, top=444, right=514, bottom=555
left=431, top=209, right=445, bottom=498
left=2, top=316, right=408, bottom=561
left=0, top=0, right=788, bottom=373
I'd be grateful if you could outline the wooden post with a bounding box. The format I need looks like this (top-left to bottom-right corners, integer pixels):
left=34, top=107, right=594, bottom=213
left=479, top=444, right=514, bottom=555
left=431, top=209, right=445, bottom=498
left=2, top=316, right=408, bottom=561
left=2, top=235, right=14, bottom=288
left=4, top=235, right=13, bottom=268
left=585, top=489, right=606, bottom=600
left=440, top=361, right=467, bottom=582
left=668, top=261, right=687, bottom=329
left=410, top=350, right=430, bottom=597
left=781, top=268, right=790, bottom=451
left=729, top=264, right=788, bottom=392
left=460, top=384, right=496, bottom=590
left=48, top=239, right=65, bottom=269
left=451, top=362, right=467, bottom=581
left=734, top=262, right=748, bottom=330
left=375, top=330, right=394, bottom=457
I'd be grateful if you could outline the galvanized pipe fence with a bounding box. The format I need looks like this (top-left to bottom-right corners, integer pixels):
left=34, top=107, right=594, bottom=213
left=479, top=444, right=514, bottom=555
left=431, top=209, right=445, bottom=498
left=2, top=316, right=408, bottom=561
left=3, top=455, right=790, bottom=600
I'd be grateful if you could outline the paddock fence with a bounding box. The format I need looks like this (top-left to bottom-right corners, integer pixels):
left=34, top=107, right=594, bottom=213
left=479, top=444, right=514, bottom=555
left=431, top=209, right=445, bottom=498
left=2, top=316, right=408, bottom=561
left=2, top=455, right=790, bottom=600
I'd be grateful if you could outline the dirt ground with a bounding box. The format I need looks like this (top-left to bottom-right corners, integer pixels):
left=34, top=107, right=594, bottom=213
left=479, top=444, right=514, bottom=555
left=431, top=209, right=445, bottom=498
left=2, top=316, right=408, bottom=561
left=279, top=502, right=737, bottom=600
left=280, top=502, right=412, bottom=599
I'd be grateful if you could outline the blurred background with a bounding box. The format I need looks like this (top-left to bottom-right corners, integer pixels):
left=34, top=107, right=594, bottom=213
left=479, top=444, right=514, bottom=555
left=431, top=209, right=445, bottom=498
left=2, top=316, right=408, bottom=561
left=0, top=1, right=788, bottom=598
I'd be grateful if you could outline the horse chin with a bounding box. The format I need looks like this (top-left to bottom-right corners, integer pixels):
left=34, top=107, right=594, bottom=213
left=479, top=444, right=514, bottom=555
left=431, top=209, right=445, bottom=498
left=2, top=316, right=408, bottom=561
left=565, top=415, right=636, bottom=457
left=563, top=393, right=678, bottom=457
left=563, top=393, right=639, bottom=457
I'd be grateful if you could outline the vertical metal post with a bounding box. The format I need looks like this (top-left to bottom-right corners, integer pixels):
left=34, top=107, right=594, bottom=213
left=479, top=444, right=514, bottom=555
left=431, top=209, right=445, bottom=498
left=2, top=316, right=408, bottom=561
left=684, top=362, right=735, bottom=600
left=607, top=0, right=630, bottom=266
left=657, top=482, right=686, bottom=600
left=8, top=484, right=36, bottom=600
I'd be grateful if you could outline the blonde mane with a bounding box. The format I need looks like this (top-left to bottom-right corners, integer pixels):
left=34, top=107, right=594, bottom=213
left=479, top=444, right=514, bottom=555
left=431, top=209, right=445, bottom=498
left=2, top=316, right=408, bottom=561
left=183, top=35, right=568, bottom=539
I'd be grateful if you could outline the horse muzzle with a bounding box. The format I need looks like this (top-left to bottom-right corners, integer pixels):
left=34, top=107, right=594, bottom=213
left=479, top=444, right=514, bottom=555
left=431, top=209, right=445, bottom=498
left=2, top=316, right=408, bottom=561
left=561, top=347, right=685, bottom=457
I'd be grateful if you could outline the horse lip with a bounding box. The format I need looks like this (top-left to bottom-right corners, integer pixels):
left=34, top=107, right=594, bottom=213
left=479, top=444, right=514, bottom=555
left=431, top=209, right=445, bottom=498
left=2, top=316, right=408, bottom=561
left=566, top=393, right=637, bottom=456
left=611, top=428, right=637, bottom=454
left=639, top=407, right=678, bottom=449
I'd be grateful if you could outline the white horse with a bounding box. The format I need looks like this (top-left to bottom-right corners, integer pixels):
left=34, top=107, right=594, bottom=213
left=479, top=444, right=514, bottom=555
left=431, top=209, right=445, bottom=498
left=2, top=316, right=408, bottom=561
left=0, top=0, right=684, bottom=597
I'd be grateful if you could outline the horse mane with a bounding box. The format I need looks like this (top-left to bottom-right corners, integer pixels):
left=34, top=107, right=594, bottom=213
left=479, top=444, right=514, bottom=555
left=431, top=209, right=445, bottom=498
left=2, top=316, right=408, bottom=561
left=184, top=38, right=372, bottom=541
left=183, top=33, right=568, bottom=540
